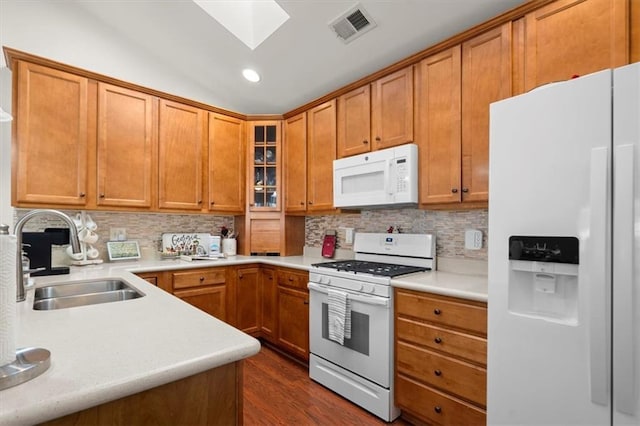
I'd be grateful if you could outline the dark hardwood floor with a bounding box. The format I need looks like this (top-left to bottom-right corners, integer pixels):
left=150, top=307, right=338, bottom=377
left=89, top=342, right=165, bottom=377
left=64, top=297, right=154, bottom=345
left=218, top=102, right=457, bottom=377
left=243, top=344, right=411, bottom=425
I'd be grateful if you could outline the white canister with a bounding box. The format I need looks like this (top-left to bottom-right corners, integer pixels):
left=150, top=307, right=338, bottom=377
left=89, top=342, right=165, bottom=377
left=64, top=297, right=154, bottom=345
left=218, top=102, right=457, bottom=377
left=221, top=238, right=237, bottom=256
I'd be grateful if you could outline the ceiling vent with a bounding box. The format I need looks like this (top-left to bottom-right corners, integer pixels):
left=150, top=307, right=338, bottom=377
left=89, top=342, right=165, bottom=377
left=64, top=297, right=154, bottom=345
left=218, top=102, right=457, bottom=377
left=329, top=3, right=377, bottom=44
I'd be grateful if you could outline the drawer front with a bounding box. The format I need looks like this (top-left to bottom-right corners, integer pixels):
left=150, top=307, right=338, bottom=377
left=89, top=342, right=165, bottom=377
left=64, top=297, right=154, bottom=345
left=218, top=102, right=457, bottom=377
left=172, top=268, right=226, bottom=290
left=277, top=269, right=308, bottom=290
left=396, top=374, right=485, bottom=426
left=397, top=341, right=486, bottom=406
left=395, top=289, right=487, bottom=335
left=396, top=316, right=487, bottom=366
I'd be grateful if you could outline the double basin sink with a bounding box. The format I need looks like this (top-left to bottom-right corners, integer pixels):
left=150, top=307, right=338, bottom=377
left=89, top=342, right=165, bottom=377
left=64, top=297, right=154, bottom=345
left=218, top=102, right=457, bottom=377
left=33, top=279, right=144, bottom=310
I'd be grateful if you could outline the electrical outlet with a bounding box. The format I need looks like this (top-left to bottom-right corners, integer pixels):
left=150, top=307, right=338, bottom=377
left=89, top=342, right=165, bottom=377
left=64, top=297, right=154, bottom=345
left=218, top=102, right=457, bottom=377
left=465, top=229, right=482, bottom=250
left=109, top=227, right=127, bottom=241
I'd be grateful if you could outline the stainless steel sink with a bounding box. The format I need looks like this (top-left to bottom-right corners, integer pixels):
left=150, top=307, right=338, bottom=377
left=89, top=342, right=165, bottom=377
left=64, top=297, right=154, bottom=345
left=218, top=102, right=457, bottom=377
left=33, top=279, right=144, bottom=310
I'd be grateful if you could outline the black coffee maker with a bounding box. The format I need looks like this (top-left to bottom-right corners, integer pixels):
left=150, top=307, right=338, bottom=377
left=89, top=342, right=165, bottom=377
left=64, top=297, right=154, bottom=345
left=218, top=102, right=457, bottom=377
left=22, top=228, right=70, bottom=276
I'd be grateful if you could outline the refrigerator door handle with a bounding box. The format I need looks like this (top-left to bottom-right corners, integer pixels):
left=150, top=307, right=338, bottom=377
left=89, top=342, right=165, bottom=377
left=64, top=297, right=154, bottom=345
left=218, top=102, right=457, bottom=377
left=588, top=146, right=610, bottom=406
left=613, top=143, right=636, bottom=415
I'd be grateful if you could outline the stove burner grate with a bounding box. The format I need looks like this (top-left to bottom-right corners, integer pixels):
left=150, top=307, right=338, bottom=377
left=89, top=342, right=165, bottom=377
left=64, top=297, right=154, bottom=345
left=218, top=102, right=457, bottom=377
left=312, top=260, right=429, bottom=277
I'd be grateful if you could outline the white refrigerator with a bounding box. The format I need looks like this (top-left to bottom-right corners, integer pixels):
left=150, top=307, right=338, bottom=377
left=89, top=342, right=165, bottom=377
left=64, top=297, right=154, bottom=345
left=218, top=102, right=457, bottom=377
left=488, top=62, right=640, bottom=425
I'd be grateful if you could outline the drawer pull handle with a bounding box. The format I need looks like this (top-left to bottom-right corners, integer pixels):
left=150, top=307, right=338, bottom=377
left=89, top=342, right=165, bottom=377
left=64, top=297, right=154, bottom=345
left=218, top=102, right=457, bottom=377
left=434, top=406, right=442, bottom=414
left=434, top=369, right=442, bottom=376
left=434, top=337, right=442, bottom=344
left=434, top=308, right=441, bottom=315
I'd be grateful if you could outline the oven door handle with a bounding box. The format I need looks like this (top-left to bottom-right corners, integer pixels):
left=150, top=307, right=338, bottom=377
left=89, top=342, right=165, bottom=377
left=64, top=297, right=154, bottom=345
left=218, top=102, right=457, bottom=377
left=307, top=282, right=390, bottom=307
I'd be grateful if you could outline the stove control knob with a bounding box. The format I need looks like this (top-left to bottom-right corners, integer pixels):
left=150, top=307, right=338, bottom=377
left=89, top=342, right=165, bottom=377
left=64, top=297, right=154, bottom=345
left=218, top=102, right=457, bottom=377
left=363, top=284, right=374, bottom=294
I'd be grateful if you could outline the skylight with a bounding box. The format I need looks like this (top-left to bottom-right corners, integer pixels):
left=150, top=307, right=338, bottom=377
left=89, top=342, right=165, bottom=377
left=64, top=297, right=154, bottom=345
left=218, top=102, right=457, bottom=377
left=193, top=0, right=290, bottom=50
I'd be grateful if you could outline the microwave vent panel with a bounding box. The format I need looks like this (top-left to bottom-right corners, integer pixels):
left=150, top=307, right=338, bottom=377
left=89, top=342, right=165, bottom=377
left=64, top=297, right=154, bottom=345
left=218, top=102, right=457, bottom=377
left=329, top=4, right=377, bottom=44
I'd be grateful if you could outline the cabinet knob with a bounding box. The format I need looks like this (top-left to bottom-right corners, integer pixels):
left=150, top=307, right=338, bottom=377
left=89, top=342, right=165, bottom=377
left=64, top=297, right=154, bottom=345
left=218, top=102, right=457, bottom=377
left=199, top=276, right=205, bottom=282
left=198, top=200, right=203, bottom=204
left=375, top=136, right=381, bottom=141
left=434, top=406, right=442, bottom=414
left=434, top=369, right=442, bottom=376
left=249, top=203, right=254, bottom=207
left=99, top=193, right=105, bottom=198
left=239, top=273, right=243, bottom=279
left=308, top=201, right=313, bottom=205
left=79, top=192, right=86, bottom=197
left=434, top=337, right=442, bottom=344
left=363, top=140, right=369, bottom=144
left=451, top=188, right=458, bottom=193
left=210, top=201, right=215, bottom=205
left=434, top=308, right=441, bottom=315
left=462, top=188, right=469, bottom=193
left=300, top=201, right=305, bottom=205
left=303, top=300, right=309, bottom=305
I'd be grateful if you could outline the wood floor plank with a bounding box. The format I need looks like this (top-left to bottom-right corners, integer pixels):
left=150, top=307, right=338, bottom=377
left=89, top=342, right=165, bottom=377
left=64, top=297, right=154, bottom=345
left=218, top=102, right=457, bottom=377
left=243, top=345, right=410, bottom=425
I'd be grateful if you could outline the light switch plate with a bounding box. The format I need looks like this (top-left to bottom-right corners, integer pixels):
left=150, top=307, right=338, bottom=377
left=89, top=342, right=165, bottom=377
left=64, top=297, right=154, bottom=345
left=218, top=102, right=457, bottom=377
left=345, top=228, right=354, bottom=244
left=465, top=229, right=482, bottom=250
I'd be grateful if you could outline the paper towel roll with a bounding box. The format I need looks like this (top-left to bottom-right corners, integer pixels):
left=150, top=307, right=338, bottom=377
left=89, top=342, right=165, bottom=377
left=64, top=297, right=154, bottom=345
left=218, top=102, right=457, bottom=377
left=0, top=232, right=17, bottom=366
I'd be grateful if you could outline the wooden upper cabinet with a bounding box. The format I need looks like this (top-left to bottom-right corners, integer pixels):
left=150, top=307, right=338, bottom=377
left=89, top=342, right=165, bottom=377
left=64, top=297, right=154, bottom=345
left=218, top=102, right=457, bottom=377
left=208, top=113, right=245, bottom=214
left=13, top=61, right=90, bottom=206
left=97, top=83, right=156, bottom=209
left=461, top=24, right=512, bottom=204
left=307, top=99, right=337, bottom=212
left=371, top=66, right=414, bottom=150
left=337, top=85, right=371, bottom=158
left=284, top=113, right=307, bottom=213
left=521, top=0, right=628, bottom=92
left=416, top=46, right=462, bottom=206
left=248, top=121, right=281, bottom=211
left=158, top=99, right=206, bottom=211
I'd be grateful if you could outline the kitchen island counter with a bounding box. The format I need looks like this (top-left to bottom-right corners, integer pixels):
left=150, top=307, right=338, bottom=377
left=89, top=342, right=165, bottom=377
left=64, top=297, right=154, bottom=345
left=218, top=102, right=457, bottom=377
left=1, top=265, right=260, bottom=426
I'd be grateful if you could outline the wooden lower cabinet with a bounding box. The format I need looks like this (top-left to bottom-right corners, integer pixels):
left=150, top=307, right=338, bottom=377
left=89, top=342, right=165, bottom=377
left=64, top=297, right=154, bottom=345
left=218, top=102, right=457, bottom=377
left=170, top=267, right=229, bottom=322
left=276, top=268, right=309, bottom=361
left=42, top=362, right=242, bottom=426
left=139, top=265, right=309, bottom=361
left=395, top=288, right=487, bottom=425
left=235, top=266, right=261, bottom=335
left=259, top=266, right=278, bottom=344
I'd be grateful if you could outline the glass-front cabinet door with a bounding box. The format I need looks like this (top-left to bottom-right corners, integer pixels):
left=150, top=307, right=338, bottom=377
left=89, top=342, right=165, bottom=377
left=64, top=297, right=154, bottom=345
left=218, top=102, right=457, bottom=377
left=249, top=121, right=281, bottom=210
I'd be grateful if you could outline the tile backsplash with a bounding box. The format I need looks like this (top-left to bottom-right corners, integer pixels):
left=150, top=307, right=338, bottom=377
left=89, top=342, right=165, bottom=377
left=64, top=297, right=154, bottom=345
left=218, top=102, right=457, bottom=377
left=14, top=209, right=234, bottom=261
left=15, top=207, right=488, bottom=262
left=306, top=208, right=488, bottom=261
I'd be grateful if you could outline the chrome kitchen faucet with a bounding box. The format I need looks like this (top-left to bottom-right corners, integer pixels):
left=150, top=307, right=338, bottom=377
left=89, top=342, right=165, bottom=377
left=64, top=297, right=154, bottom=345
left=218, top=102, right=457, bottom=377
left=14, top=209, right=81, bottom=302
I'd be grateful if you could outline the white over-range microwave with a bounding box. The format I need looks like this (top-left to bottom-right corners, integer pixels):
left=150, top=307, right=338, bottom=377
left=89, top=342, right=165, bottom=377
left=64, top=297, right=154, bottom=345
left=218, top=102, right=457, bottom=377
left=333, top=143, right=418, bottom=209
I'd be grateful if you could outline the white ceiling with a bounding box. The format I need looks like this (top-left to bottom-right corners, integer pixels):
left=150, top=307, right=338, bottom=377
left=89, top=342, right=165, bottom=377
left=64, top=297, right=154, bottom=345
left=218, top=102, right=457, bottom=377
left=71, top=0, right=526, bottom=115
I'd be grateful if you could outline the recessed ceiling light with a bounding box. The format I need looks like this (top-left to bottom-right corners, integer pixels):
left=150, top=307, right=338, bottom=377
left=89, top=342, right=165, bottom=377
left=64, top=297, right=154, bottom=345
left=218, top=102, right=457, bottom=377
left=242, top=69, right=261, bottom=83
left=193, top=0, right=289, bottom=50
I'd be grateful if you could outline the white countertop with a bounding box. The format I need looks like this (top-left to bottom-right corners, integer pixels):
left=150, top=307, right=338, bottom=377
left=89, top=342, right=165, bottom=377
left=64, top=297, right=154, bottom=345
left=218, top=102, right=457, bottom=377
left=1, top=254, right=487, bottom=425
left=1, top=263, right=261, bottom=426
left=391, top=270, right=488, bottom=302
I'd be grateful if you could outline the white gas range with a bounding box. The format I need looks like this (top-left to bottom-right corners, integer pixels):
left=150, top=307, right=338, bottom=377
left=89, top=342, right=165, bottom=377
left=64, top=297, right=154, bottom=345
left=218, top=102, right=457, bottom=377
left=307, top=233, right=435, bottom=422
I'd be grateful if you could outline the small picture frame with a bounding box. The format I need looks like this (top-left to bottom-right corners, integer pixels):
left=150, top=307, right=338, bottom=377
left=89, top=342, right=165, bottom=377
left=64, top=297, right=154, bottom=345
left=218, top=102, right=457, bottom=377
left=106, top=240, right=141, bottom=261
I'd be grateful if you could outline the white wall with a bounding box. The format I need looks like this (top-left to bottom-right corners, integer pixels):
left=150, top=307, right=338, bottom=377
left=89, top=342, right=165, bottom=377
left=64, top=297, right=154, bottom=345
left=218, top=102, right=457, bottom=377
left=0, top=0, right=226, bottom=228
